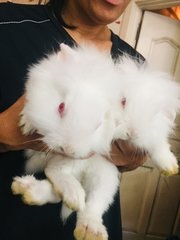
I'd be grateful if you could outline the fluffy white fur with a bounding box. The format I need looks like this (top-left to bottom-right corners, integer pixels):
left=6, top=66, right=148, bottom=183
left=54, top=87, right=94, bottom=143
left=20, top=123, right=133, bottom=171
left=114, top=57, right=180, bottom=173
left=11, top=44, right=180, bottom=240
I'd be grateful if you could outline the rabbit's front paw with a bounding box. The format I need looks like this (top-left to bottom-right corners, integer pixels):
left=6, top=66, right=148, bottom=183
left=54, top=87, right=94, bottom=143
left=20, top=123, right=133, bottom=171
left=74, top=219, right=108, bottom=240
left=74, top=218, right=108, bottom=240
left=11, top=175, right=35, bottom=195
left=154, top=152, right=179, bottom=176
left=11, top=175, right=59, bottom=205
left=161, top=155, right=179, bottom=176
left=161, top=163, right=179, bottom=176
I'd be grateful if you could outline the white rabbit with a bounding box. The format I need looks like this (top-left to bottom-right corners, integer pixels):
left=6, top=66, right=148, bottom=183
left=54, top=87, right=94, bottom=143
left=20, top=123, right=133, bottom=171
left=11, top=44, right=180, bottom=240
left=114, top=56, right=180, bottom=175
left=12, top=44, right=121, bottom=240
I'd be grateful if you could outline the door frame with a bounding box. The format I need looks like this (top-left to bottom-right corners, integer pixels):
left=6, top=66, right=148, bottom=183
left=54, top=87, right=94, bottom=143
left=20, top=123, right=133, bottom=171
left=119, top=0, right=180, bottom=47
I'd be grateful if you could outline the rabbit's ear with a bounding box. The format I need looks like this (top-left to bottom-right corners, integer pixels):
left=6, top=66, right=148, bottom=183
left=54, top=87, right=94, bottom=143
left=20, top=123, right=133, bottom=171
left=59, top=43, right=79, bottom=62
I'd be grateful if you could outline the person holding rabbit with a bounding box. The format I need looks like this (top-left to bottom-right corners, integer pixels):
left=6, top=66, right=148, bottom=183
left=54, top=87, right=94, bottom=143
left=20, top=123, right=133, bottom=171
left=0, top=1, right=146, bottom=239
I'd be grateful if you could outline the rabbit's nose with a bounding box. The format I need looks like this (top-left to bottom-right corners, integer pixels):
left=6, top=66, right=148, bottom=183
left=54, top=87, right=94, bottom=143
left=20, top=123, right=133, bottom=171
left=63, top=146, right=75, bottom=156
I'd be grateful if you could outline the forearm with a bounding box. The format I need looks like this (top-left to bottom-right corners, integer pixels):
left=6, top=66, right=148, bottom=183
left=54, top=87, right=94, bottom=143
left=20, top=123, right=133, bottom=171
left=0, top=96, right=45, bottom=152
left=0, top=110, right=11, bottom=152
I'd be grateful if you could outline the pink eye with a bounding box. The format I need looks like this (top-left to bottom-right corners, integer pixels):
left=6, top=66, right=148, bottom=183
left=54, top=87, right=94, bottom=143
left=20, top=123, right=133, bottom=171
left=58, top=102, right=65, bottom=117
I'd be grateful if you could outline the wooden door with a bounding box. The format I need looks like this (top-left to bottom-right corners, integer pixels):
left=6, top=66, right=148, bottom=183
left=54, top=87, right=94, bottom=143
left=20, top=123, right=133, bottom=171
left=120, top=11, right=180, bottom=240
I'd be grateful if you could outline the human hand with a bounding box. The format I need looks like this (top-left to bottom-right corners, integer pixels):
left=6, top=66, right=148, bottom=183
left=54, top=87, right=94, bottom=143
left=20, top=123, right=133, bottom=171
left=0, top=95, right=46, bottom=152
left=110, top=140, right=147, bottom=172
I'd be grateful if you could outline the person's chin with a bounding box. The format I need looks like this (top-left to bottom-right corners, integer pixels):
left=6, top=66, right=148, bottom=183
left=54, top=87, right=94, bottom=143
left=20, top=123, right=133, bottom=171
left=95, top=12, right=121, bottom=25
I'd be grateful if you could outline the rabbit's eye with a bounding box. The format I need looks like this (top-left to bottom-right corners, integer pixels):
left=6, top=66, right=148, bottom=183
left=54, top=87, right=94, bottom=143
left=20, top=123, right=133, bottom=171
left=58, top=102, right=65, bottom=117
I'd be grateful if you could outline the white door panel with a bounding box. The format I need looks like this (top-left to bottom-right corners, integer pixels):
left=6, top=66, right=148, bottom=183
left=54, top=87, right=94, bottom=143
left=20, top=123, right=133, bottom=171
left=121, top=11, right=180, bottom=240
left=136, top=11, right=180, bottom=81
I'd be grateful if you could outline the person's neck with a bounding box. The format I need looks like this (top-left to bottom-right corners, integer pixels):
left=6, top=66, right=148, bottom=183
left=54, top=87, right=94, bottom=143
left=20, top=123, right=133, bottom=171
left=62, top=7, right=112, bottom=51
left=66, top=25, right=111, bottom=44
